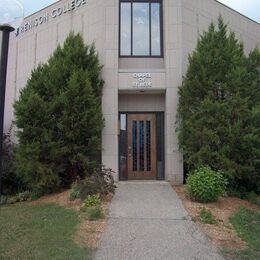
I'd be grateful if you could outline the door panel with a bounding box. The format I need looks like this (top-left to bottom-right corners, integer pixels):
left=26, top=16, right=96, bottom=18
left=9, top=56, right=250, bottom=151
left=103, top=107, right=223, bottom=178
left=127, top=114, right=157, bottom=180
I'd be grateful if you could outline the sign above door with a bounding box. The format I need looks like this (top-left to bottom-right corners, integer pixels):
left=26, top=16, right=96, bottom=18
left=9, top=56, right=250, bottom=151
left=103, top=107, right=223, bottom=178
left=133, top=73, right=152, bottom=88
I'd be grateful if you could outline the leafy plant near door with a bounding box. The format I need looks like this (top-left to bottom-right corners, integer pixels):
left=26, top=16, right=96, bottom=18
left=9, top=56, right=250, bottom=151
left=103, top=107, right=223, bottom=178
left=70, top=166, right=116, bottom=201
left=186, top=166, right=228, bottom=202
left=80, top=194, right=104, bottom=221
left=83, top=194, right=101, bottom=208
left=13, top=33, right=105, bottom=195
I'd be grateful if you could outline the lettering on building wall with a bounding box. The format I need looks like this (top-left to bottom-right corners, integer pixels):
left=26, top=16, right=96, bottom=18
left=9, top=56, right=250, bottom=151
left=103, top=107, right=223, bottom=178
left=133, top=73, right=152, bottom=88
left=16, top=0, right=87, bottom=36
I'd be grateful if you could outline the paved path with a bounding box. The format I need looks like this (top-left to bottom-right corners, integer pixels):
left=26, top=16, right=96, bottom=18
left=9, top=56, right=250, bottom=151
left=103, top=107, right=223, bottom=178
left=95, top=182, right=223, bottom=260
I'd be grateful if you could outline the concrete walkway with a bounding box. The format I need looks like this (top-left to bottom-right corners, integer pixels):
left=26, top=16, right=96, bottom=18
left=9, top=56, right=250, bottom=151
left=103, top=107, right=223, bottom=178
left=95, top=182, right=224, bottom=260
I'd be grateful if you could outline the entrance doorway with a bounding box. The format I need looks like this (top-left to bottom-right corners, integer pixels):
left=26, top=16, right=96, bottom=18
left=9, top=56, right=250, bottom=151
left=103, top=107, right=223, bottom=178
left=119, top=112, right=164, bottom=181
left=127, top=114, right=157, bottom=180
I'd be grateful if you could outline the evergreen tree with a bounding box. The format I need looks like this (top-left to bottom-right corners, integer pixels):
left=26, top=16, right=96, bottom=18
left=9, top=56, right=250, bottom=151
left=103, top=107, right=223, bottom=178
left=246, top=48, right=260, bottom=191
left=14, top=33, right=104, bottom=195
left=177, top=17, right=260, bottom=192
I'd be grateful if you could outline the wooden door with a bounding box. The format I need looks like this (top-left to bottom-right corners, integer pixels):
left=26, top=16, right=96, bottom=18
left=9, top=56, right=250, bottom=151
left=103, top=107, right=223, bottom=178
left=127, top=114, right=157, bottom=180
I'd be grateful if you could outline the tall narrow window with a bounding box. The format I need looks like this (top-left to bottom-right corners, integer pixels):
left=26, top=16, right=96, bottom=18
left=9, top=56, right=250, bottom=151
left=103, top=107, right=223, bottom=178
left=146, top=121, right=151, bottom=171
left=139, top=121, right=145, bottom=171
left=151, top=3, right=161, bottom=55
left=133, top=3, right=150, bottom=56
left=120, top=0, right=163, bottom=57
left=132, top=121, right=138, bottom=171
left=120, top=3, right=131, bottom=56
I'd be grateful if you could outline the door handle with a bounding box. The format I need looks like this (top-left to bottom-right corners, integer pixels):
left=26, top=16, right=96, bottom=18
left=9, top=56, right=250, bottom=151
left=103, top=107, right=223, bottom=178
left=128, top=146, right=132, bottom=157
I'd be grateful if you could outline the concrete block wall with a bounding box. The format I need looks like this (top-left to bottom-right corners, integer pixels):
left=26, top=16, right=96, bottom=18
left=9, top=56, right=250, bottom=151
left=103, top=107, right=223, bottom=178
left=164, top=0, right=184, bottom=182
left=118, top=94, right=165, bottom=112
left=101, top=0, right=119, bottom=177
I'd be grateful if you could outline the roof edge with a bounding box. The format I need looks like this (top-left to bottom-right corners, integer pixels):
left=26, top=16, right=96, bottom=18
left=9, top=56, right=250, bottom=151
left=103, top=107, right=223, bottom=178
left=23, top=0, right=259, bottom=25
left=214, top=0, right=259, bottom=25
left=24, top=0, right=62, bottom=19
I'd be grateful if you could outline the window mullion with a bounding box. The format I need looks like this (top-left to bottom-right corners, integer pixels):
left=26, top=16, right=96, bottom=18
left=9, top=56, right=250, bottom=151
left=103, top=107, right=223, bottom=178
left=149, top=2, right=152, bottom=56
left=131, top=2, right=133, bottom=56
left=160, top=2, right=163, bottom=57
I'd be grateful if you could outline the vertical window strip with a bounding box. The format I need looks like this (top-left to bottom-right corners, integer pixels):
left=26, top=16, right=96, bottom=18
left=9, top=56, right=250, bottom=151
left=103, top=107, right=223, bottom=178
left=132, top=120, right=137, bottom=171
left=151, top=3, right=161, bottom=55
left=139, top=121, right=145, bottom=171
left=146, top=121, right=151, bottom=171
left=133, top=2, right=150, bottom=56
left=120, top=3, right=131, bottom=56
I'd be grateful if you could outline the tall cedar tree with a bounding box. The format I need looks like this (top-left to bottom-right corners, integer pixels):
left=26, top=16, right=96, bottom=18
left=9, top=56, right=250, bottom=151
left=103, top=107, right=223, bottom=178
left=14, top=33, right=104, bottom=195
left=177, top=17, right=260, bottom=192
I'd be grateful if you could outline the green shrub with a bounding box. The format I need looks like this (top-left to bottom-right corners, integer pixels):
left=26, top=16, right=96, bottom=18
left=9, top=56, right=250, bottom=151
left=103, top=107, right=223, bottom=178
left=84, top=195, right=101, bottom=207
left=0, top=195, right=8, bottom=205
left=199, top=208, right=217, bottom=224
left=87, top=206, right=104, bottom=221
left=227, top=188, right=242, bottom=198
left=186, top=166, right=228, bottom=203
left=2, top=191, right=33, bottom=205
left=16, top=191, right=32, bottom=202
left=69, top=181, right=81, bottom=201
left=245, top=192, right=260, bottom=206
left=80, top=194, right=101, bottom=212
left=7, top=196, right=19, bottom=204
left=70, top=166, right=116, bottom=200
left=0, top=195, right=19, bottom=205
left=2, top=127, right=24, bottom=195
left=227, top=189, right=260, bottom=206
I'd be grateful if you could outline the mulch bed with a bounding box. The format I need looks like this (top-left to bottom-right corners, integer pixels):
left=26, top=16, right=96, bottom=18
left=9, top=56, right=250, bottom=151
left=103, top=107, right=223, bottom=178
left=173, top=185, right=260, bottom=249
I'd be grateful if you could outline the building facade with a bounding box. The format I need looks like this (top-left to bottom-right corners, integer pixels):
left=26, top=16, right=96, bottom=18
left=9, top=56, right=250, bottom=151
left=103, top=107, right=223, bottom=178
left=4, top=0, right=260, bottom=183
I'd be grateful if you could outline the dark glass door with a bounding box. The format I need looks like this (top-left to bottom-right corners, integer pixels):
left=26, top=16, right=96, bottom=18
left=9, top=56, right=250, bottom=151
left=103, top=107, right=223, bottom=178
left=127, top=114, right=157, bottom=180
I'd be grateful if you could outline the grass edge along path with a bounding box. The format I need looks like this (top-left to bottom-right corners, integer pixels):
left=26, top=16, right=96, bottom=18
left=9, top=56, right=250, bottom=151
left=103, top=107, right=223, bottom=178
left=0, top=203, right=92, bottom=260
left=223, top=207, right=260, bottom=260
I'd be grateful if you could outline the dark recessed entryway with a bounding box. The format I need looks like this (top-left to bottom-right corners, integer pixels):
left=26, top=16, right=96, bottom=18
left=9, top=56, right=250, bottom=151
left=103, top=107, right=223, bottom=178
left=119, top=112, right=164, bottom=181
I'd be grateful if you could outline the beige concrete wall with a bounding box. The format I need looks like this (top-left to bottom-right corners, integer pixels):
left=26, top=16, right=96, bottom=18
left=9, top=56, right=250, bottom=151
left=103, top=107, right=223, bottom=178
left=101, top=0, right=119, bottom=177
left=119, top=58, right=164, bottom=69
left=119, top=94, right=165, bottom=112
left=163, top=0, right=184, bottom=182
left=4, top=0, right=260, bottom=183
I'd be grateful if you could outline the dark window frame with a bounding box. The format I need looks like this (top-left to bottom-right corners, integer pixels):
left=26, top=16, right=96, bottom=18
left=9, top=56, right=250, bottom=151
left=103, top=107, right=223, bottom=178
left=119, top=0, right=164, bottom=58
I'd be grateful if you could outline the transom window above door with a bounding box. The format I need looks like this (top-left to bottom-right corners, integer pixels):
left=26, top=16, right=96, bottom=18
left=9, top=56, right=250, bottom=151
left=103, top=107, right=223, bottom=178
left=120, top=0, right=163, bottom=57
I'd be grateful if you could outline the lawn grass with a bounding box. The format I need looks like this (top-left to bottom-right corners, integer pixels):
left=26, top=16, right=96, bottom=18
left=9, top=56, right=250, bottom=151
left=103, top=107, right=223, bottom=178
left=0, top=203, right=92, bottom=259
left=227, top=207, right=260, bottom=259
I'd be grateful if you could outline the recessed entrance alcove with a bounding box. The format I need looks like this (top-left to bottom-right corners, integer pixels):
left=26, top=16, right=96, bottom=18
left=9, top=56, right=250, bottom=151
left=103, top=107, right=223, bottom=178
left=118, top=93, right=165, bottom=181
